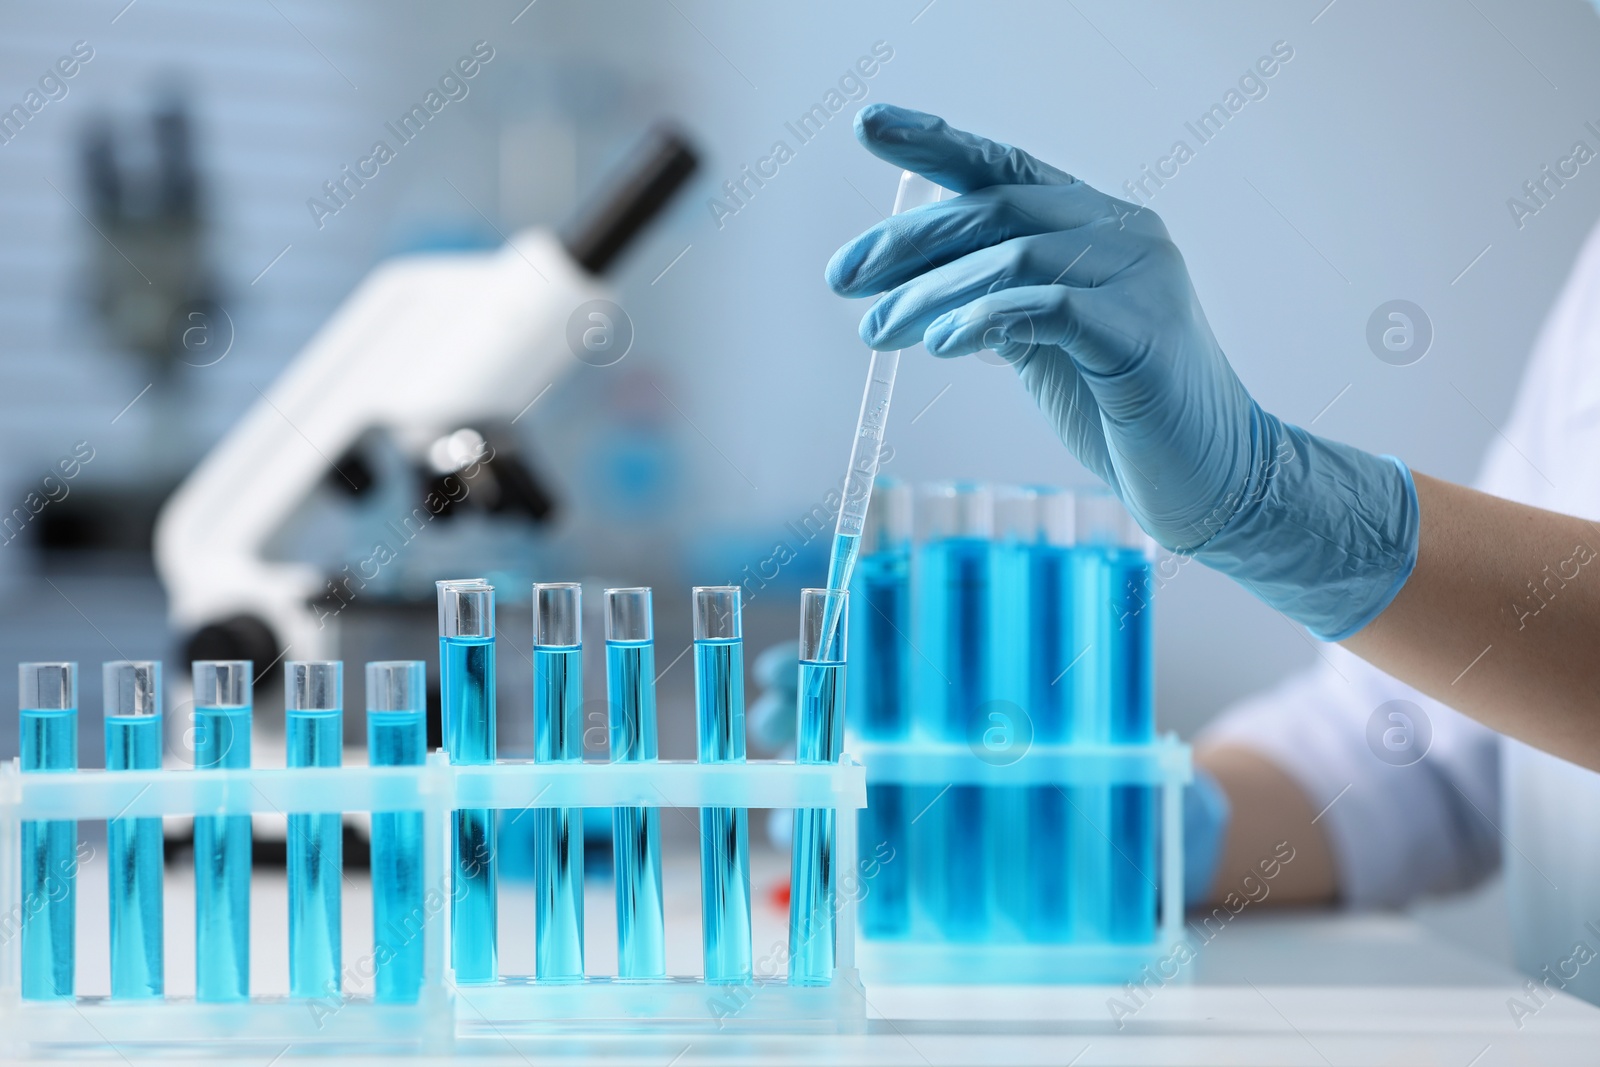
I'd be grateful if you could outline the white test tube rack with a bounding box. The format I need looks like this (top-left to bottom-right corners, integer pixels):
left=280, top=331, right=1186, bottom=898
left=852, top=733, right=1191, bottom=984
left=0, top=752, right=867, bottom=1054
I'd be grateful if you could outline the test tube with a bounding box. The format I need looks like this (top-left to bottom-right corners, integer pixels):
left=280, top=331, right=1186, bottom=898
left=1075, top=492, right=1152, bottom=940
left=693, top=586, right=751, bottom=983
left=367, top=660, right=427, bottom=1003
left=989, top=487, right=1038, bottom=940
left=913, top=482, right=993, bottom=941
left=1005, top=488, right=1080, bottom=941
left=438, top=579, right=497, bottom=983
left=1080, top=494, right=1157, bottom=943
left=789, top=588, right=848, bottom=986
left=285, top=660, right=342, bottom=998
left=850, top=478, right=913, bottom=938
left=19, top=662, right=77, bottom=1000
left=1027, top=488, right=1077, bottom=745
left=532, top=582, right=585, bottom=981
left=104, top=661, right=163, bottom=998
left=605, top=587, right=665, bottom=979
left=193, top=659, right=252, bottom=1001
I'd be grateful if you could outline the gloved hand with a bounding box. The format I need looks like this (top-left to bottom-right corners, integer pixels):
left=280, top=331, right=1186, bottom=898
left=748, top=639, right=801, bottom=753
left=1183, top=768, right=1231, bottom=909
left=750, top=640, right=801, bottom=848
left=827, top=104, right=1418, bottom=640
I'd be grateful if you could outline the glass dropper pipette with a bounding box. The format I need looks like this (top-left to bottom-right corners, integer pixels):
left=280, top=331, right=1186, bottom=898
left=824, top=169, right=949, bottom=603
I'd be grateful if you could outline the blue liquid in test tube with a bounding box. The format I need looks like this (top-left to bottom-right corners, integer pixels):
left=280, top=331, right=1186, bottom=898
left=1065, top=498, right=1113, bottom=943
left=849, top=479, right=912, bottom=938
left=605, top=587, right=665, bottom=979
left=693, top=586, right=751, bottom=983
left=533, top=582, right=585, bottom=981
left=1105, top=542, right=1156, bottom=943
left=985, top=488, right=1034, bottom=940
left=997, top=488, right=1079, bottom=943
left=913, top=483, right=993, bottom=941
left=438, top=579, right=497, bottom=983
left=367, top=660, right=427, bottom=1003
left=790, top=588, right=848, bottom=985
left=19, top=662, right=77, bottom=1000
left=193, top=659, right=252, bottom=1001
left=1072, top=492, right=1157, bottom=943
left=104, top=660, right=164, bottom=997
left=285, top=661, right=342, bottom=998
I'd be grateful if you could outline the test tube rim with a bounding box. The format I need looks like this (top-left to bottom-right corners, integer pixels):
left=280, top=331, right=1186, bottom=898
left=993, top=484, right=1078, bottom=546
left=285, top=659, right=343, bottom=713
left=604, top=586, right=654, bottom=644
left=1030, top=484, right=1076, bottom=547
left=992, top=484, right=1041, bottom=544
left=862, top=477, right=913, bottom=554
left=192, top=659, right=251, bottom=709
left=365, top=660, right=427, bottom=715
left=1075, top=487, right=1151, bottom=551
left=437, top=578, right=495, bottom=639
left=103, top=660, right=162, bottom=718
left=799, top=587, right=849, bottom=664
left=692, top=585, right=743, bottom=642
left=533, top=582, right=583, bottom=648
left=19, top=661, right=77, bottom=711
left=918, top=480, right=994, bottom=540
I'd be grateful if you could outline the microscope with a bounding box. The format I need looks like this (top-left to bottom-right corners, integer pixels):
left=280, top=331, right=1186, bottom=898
left=154, top=126, right=698, bottom=681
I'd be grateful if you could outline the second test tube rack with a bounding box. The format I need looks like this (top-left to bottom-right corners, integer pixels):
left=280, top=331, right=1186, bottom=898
left=0, top=752, right=867, bottom=1053
left=852, top=735, right=1189, bottom=984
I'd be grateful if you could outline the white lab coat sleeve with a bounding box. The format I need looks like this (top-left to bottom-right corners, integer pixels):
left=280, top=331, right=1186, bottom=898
left=1197, top=647, right=1501, bottom=908
left=1197, top=216, right=1600, bottom=908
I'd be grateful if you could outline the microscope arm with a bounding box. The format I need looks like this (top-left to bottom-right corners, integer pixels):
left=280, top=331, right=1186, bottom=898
left=154, top=229, right=603, bottom=665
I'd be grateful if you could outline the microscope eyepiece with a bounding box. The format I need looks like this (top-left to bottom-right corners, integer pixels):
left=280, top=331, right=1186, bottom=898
left=559, top=123, right=698, bottom=276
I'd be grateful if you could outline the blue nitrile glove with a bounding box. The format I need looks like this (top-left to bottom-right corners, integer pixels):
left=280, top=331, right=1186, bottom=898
left=1184, top=769, right=1231, bottom=908
left=751, top=640, right=801, bottom=847
left=826, top=104, right=1418, bottom=640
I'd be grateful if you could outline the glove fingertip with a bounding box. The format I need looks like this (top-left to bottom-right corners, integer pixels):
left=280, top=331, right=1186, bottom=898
left=824, top=244, right=863, bottom=295
left=853, top=102, right=892, bottom=144
left=924, top=317, right=975, bottom=359
left=858, top=311, right=882, bottom=349
left=854, top=102, right=929, bottom=147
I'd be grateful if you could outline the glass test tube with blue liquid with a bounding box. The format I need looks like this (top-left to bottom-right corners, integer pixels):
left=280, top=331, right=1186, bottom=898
left=693, top=586, right=751, bottom=982
left=605, top=587, right=665, bottom=979
left=849, top=479, right=913, bottom=938
left=367, top=660, right=427, bottom=1002
left=1088, top=497, right=1157, bottom=943
left=913, top=482, right=994, bottom=941
left=994, top=487, right=1080, bottom=941
left=789, top=588, right=848, bottom=985
left=193, top=659, right=251, bottom=1001
left=1027, top=488, right=1081, bottom=941
left=987, top=487, right=1038, bottom=940
left=19, top=662, right=77, bottom=1000
left=1072, top=492, right=1156, bottom=942
left=438, top=579, right=497, bottom=983
left=285, top=660, right=342, bottom=997
left=104, top=660, right=164, bottom=997
left=533, top=582, right=585, bottom=980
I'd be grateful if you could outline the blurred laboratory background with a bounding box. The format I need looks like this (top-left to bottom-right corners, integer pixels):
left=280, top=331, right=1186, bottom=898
left=2, top=0, right=1598, bottom=959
